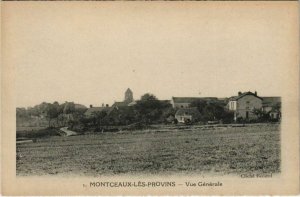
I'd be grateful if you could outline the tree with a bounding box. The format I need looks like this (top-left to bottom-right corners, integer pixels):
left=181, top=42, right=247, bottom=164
left=252, top=108, right=270, bottom=122
left=63, top=102, right=75, bottom=114
left=135, top=93, right=163, bottom=123
left=92, top=111, right=107, bottom=128
left=160, top=106, right=176, bottom=123
left=45, top=103, right=59, bottom=127
left=190, top=100, right=207, bottom=114
left=190, top=100, right=233, bottom=123
left=16, top=107, right=27, bottom=118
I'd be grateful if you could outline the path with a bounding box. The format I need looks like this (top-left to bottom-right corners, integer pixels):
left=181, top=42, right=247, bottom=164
left=60, top=127, right=78, bottom=136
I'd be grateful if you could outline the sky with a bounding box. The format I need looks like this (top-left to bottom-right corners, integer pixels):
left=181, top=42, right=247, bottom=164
left=3, top=2, right=297, bottom=108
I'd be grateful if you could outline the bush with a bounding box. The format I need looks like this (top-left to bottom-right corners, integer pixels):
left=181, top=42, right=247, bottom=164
left=16, top=128, right=60, bottom=139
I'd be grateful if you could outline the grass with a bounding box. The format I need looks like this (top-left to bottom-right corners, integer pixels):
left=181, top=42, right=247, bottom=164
left=16, top=123, right=280, bottom=176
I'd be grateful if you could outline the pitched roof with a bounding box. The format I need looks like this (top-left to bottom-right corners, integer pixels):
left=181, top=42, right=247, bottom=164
left=125, top=88, right=132, bottom=93
left=229, top=92, right=262, bottom=101
left=172, top=97, right=218, bottom=103
left=84, top=107, right=111, bottom=116
left=74, top=104, right=87, bottom=109
left=175, top=107, right=201, bottom=116
left=112, top=101, right=128, bottom=107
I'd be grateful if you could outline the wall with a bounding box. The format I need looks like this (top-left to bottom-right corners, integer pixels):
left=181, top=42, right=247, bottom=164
left=172, top=102, right=191, bottom=109
left=236, top=95, right=262, bottom=120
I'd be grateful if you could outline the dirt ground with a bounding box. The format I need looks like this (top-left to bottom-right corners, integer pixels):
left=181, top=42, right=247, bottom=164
left=16, top=123, right=280, bottom=176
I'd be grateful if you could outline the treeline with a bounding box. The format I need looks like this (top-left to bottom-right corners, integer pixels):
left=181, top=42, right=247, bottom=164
left=17, top=93, right=235, bottom=132
left=75, top=94, right=235, bottom=133
left=189, top=100, right=234, bottom=123
left=16, top=101, right=87, bottom=128
left=77, top=94, right=175, bottom=132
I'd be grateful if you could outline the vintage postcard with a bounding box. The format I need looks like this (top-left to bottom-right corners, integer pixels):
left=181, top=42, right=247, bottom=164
left=1, top=1, right=299, bottom=195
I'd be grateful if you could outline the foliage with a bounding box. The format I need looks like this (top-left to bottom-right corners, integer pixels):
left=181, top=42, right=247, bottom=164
left=252, top=108, right=272, bottom=122
left=16, top=101, right=88, bottom=128
left=134, top=93, right=172, bottom=124
left=190, top=100, right=233, bottom=123
left=92, top=111, right=107, bottom=128
left=45, top=102, right=60, bottom=127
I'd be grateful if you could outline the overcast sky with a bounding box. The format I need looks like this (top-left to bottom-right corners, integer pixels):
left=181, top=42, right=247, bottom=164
left=4, top=3, right=296, bottom=108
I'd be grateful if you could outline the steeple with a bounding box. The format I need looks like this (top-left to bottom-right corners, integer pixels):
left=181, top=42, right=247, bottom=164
left=124, top=88, right=133, bottom=103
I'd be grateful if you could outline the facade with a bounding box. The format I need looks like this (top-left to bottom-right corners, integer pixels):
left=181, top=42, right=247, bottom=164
left=175, top=107, right=201, bottom=123
left=228, top=91, right=263, bottom=121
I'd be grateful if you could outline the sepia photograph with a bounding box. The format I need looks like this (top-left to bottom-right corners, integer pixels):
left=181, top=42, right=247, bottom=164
left=2, top=1, right=299, bottom=195
left=16, top=89, right=281, bottom=176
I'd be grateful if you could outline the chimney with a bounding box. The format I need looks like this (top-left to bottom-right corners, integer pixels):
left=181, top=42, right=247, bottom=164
left=102, top=103, right=104, bottom=107
left=106, top=104, right=109, bottom=107
left=254, top=91, right=257, bottom=96
left=238, top=91, right=242, bottom=96
left=90, top=104, right=93, bottom=108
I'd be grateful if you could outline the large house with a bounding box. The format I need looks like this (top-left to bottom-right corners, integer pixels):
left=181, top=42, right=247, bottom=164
left=227, top=91, right=263, bottom=121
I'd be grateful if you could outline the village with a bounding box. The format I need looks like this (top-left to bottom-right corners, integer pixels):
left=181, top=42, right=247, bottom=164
left=16, top=88, right=281, bottom=134
left=16, top=89, right=282, bottom=176
left=90, top=88, right=281, bottom=123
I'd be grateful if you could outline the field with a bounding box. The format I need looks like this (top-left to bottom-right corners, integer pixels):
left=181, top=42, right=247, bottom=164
left=16, top=123, right=280, bottom=176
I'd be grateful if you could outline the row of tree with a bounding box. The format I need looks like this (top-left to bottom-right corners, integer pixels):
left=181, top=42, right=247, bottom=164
left=17, top=101, right=85, bottom=127
left=17, top=93, right=237, bottom=131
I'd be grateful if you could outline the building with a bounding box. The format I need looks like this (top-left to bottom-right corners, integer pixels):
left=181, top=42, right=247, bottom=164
left=227, top=91, right=263, bottom=121
left=262, top=97, right=281, bottom=113
left=124, top=88, right=133, bottom=103
left=171, top=97, right=218, bottom=109
left=262, top=97, right=281, bottom=120
left=84, top=106, right=111, bottom=117
left=112, top=88, right=134, bottom=107
left=175, top=107, right=201, bottom=123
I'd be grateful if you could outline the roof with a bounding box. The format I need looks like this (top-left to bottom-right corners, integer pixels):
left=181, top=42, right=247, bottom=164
left=229, top=92, right=262, bottom=101
left=84, top=107, right=111, bottom=116
left=262, top=97, right=281, bottom=106
left=106, top=105, right=132, bottom=116
left=112, top=101, right=129, bottom=107
left=74, top=104, right=87, bottom=109
left=262, top=97, right=281, bottom=103
left=128, top=101, right=137, bottom=106
left=175, top=107, right=201, bottom=116
left=160, top=100, right=171, bottom=103
left=125, top=88, right=132, bottom=93
left=172, top=97, right=218, bottom=103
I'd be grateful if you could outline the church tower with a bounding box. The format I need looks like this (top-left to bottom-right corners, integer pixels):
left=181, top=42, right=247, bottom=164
left=124, top=88, right=133, bottom=103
